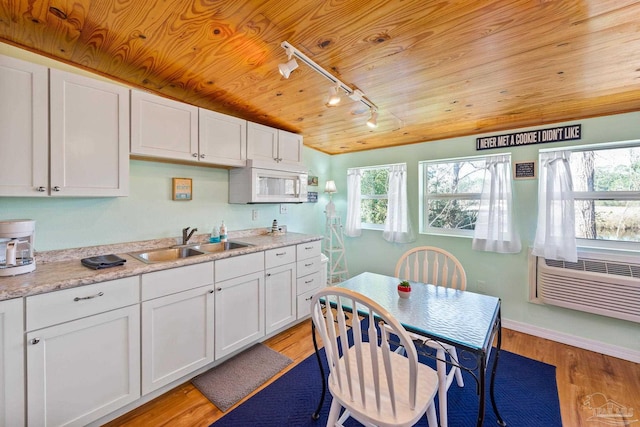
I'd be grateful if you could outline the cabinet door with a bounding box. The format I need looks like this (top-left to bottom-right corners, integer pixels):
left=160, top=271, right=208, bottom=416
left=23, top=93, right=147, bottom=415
left=246, top=122, right=278, bottom=163
left=142, top=286, right=214, bottom=394
left=0, top=55, right=48, bottom=196
left=130, top=90, right=198, bottom=161
left=0, top=298, right=24, bottom=427
left=265, top=263, right=297, bottom=334
left=50, top=69, right=130, bottom=197
left=27, top=305, right=140, bottom=427
left=214, top=271, right=264, bottom=359
left=199, top=109, right=246, bottom=167
left=277, top=129, right=303, bottom=165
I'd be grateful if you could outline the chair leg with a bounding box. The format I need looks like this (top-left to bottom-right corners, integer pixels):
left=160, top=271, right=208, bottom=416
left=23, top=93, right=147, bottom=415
left=426, top=402, right=438, bottom=427
left=327, top=399, right=343, bottom=427
left=436, top=349, right=448, bottom=427
left=449, top=348, right=465, bottom=387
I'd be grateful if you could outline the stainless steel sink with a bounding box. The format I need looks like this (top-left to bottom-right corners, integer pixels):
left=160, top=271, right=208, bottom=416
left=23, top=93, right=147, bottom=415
left=130, top=247, right=206, bottom=264
left=192, top=241, right=252, bottom=253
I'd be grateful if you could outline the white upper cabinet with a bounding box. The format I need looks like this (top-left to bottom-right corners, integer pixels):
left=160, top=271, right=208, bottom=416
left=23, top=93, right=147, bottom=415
left=0, top=55, right=49, bottom=196
left=50, top=69, right=130, bottom=197
left=247, top=122, right=303, bottom=166
left=277, top=128, right=304, bottom=164
left=0, top=55, right=129, bottom=197
left=198, top=109, right=246, bottom=167
left=130, top=89, right=199, bottom=161
left=131, top=90, right=246, bottom=167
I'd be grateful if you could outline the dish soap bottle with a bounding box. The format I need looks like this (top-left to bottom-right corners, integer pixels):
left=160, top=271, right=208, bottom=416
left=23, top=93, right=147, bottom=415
left=219, top=220, right=227, bottom=242
left=210, top=225, right=220, bottom=243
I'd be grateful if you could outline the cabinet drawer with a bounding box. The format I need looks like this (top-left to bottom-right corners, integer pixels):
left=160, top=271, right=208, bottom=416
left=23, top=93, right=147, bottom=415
left=26, top=276, right=139, bottom=331
left=297, top=240, right=321, bottom=260
left=297, top=271, right=321, bottom=295
left=297, top=288, right=318, bottom=319
left=215, top=252, right=264, bottom=283
left=297, top=255, right=321, bottom=278
left=265, top=245, right=296, bottom=269
left=141, top=262, right=213, bottom=301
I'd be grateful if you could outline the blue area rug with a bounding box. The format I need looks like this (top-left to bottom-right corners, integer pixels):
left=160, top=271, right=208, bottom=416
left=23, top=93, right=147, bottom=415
left=211, top=345, right=561, bottom=426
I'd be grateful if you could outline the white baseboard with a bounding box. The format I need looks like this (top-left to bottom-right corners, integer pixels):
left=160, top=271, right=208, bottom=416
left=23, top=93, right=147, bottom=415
left=502, top=319, right=640, bottom=363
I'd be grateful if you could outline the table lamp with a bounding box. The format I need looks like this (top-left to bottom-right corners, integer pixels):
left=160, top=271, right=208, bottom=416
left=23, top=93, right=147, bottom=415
left=324, top=180, right=337, bottom=217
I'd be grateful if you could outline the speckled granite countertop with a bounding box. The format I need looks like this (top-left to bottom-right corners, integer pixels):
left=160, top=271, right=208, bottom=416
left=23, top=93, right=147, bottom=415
left=0, top=229, right=323, bottom=301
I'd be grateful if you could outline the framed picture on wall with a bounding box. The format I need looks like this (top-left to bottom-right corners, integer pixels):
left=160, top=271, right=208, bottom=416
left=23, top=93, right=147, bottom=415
left=308, top=176, right=319, bottom=186
left=172, top=178, right=192, bottom=200
left=514, top=161, right=536, bottom=180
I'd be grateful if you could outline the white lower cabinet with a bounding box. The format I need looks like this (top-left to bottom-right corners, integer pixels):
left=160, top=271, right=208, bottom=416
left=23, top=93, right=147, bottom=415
left=214, top=270, right=264, bottom=359
left=0, top=298, right=25, bottom=427
left=26, top=305, right=140, bottom=427
left=265, top=246, right=297, bottom=334
left=140, top=263, right=215, bottom=395
left=25, top=276, right=140, bottom=427
left=296, top=241, right=324, bottom=319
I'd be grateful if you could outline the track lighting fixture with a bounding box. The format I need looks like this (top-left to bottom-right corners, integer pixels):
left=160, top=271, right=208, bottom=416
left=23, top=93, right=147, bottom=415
left=278, top=57, right=298, bottom=79
left=327, top=84, right=341, bottom=106
left=279, top=41, right=378, bottom=128
left=366, top=109, right=378, bottom=128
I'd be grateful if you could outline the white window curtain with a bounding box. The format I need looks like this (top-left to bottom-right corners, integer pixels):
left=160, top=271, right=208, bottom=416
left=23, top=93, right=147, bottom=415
left=532, top=150, right=577, bottom=262
left=345, top=169, right=362, bottom=237
left=383, top=164, right=416, bottom=243
left=472, top=154, right=521, bottom=253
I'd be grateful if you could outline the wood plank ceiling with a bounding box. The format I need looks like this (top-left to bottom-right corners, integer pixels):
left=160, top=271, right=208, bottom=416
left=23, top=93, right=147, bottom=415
left=1, top=1, right=640, bottom=155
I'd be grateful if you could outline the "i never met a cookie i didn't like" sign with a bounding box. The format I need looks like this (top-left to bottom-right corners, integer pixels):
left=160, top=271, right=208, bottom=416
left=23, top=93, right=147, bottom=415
left=476, top=124, right=581, bottom=151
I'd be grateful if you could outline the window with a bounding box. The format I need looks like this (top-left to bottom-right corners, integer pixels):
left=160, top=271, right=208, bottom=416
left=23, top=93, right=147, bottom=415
left=550, top=141, right=640, bottom=249
left=350, top=165, right=391, bottom=230
left=419, top=155, right=507, bottom=236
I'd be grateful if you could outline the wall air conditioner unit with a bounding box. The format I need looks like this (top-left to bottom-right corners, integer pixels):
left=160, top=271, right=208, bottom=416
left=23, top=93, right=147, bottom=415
left=528, top=250, right=640, bottom=323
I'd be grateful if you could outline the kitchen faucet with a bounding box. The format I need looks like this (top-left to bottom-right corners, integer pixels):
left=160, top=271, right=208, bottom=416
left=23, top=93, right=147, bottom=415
left=182, top=227, right=197, bottom=245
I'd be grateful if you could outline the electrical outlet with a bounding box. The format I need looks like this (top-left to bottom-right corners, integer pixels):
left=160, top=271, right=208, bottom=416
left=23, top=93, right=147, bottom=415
left=477, top=280, right=486, bottom=293
left=252, top=209, right=258, bottom=221
left=280, top=204, right=288, bottom=214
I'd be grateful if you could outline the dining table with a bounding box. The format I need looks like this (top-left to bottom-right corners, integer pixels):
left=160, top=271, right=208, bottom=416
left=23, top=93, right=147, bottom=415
left=311, top=271, right=506, bottom=427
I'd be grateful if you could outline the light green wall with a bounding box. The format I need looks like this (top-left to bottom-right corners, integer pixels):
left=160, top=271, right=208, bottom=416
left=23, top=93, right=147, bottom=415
left=329, top=112, right=640, bottom=354
left=0, top=148, right=331, bottom=250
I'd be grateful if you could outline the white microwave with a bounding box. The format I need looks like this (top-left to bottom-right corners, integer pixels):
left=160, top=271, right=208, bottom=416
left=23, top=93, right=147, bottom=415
left=229, top=160, right=308, bottom=204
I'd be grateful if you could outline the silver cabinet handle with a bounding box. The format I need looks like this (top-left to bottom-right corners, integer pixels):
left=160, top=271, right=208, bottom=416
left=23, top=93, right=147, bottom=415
left=200, top=154, right=205, bottom=159
left=266, top=273, right=271, bottom=277
left=217, top=287, right=222, bottom=292
left=304, top=263, right=313, bottom=267
left=305, top=279, right=314, bottom=284
left=192, top=153, right=198, bottom=157
left=305, top=246, right=313, bottom=250
left=208, top=289, right=214, bottom=294
left=52, top=186, right=61, bottom=192
left=30, top=338, right=40, bottom=345
left=74, top=291, right=104, bottom=302
left=305, top=296, right=313, bottom=301
left=36, top=186, right=46, bottom=192
left=276, top=252, right=286, bottom=256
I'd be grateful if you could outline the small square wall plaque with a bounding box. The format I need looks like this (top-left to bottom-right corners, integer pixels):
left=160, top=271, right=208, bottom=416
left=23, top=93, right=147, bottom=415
left=172, top=178, right=192, bottom=200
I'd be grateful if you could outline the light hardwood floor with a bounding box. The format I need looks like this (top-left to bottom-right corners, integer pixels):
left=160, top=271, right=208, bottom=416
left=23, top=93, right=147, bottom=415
left=105, top=320, right=640, bottom=427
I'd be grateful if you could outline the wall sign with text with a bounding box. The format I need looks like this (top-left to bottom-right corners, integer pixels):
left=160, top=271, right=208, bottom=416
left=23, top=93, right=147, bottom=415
left=476, top=124, right=581, bottom=151
left=514, top=161, right=536, bottom=180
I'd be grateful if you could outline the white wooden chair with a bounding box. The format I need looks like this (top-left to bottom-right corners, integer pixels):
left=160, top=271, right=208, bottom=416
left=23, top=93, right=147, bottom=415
left=311, top=287, right=439, bottom=427
left=394, top=246, right=467, bottom=427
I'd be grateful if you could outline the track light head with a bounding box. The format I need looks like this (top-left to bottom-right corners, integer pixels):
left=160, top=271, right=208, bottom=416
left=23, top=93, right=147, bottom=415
left=366, top=110, right=378, bottom=128
left=327, top=84, right=341, bottom=106
left=278, top=58, right=298, bottom=79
